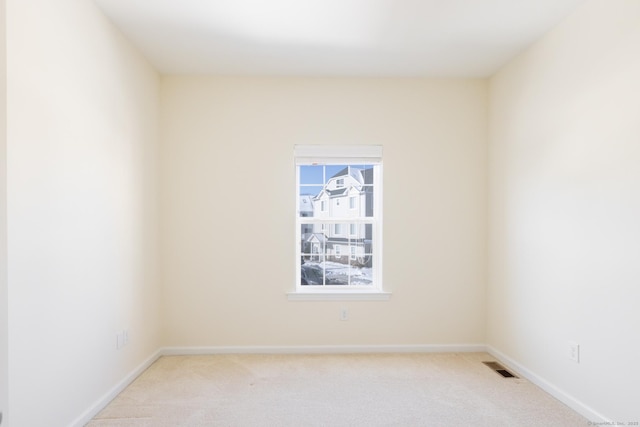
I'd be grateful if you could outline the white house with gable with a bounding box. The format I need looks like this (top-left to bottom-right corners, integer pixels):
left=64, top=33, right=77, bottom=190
left=308, top=166, right=373, bottom=266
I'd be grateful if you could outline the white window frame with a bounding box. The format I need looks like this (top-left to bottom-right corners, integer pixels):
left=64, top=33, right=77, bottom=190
left=291, top=145, right=389, bottom=301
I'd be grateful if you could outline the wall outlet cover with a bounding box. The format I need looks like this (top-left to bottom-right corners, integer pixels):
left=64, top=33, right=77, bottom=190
left=568, top=341, right=580, bottom=363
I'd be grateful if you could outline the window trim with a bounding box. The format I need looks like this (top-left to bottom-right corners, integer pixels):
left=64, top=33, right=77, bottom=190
left=287, top=291, right=391, bottom=301
left=293, top=145, right=386, bottom=300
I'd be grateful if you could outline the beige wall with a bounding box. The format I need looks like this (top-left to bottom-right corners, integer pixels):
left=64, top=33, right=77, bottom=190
left=488, top=0, right=640, bottom=421
left=6, top=0, right=161, bottom=425
left=0, top=0, right=7, bottom=422
left=160, top=77, right=488, bottom=348
left=5, top=0, right=637, bottom=423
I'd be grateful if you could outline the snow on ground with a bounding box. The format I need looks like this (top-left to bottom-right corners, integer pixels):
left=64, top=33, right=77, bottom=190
left=303, top=261, right=372, bottom=285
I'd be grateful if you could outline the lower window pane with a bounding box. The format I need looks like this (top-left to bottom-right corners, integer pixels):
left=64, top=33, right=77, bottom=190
left=300, top=262, right=324, bottom=286
left=300, top=222, right=374, bottom=287
left=349, top=257, right=373, bottom=286
left=300, top=258, right=373, bottom=286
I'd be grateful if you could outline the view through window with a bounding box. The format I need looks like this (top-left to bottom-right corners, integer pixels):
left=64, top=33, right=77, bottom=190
left=295, top=146, right=382, bottom=292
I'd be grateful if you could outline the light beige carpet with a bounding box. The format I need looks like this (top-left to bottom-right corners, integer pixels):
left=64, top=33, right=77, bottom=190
left=87, top=352, right=588, bottom=426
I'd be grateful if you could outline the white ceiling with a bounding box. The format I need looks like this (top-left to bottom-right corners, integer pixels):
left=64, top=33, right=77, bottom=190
left=94, top=0, right=585, bottom=77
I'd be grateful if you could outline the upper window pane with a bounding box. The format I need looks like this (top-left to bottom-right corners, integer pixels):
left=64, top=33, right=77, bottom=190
left=298, top=164, right=375, bottom=218
left=299, top=165, right=324, bottom=186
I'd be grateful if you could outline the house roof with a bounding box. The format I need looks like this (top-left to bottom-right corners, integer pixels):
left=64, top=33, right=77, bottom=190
left=331, top=167, right=350, bottom=179
left=299, top=195, right=314, bottom=213
left=327, top=188, right=348, bottom=197
left=307, top=233, right=328, bottom=244
left=330, top=166, right=373, bottom=186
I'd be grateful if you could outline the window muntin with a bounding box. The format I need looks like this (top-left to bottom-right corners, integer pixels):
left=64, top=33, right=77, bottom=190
left=299, top=223, right=374, bottom=286
left=296, top=147, right=382, bottom=292
left=298, top=164, right=375, bottom=219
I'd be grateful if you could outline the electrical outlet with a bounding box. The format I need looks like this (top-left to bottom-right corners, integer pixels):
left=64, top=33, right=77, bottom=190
left=568, top=342, right=580, bottom=363
left=116, top=332, right=124, bottom=349
left=116, top=329, right=130, bottom=349
left=340, top=308, right=349, bottom=321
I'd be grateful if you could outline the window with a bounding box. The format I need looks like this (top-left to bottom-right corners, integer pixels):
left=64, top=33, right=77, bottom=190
left=349, top=196, right=356, bottom=209
left=295, top=145, right=384, bottom=297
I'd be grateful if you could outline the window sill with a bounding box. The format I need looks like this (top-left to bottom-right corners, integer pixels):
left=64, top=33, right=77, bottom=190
left=287, top=291, right=391, bottom=301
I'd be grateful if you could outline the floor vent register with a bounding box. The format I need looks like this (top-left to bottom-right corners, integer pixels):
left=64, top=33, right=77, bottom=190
left=483, top=361, right=518, bottom=378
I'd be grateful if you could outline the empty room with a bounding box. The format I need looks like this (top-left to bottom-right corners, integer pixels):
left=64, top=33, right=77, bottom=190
left=1, top=0, right=639, bottom=426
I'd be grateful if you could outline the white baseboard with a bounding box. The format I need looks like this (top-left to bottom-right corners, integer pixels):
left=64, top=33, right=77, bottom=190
left=161, top=344, right=487, bottom=356
left=68, top=349, right=162, bottom=427
left=486, top=346, right=610, bottom=424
